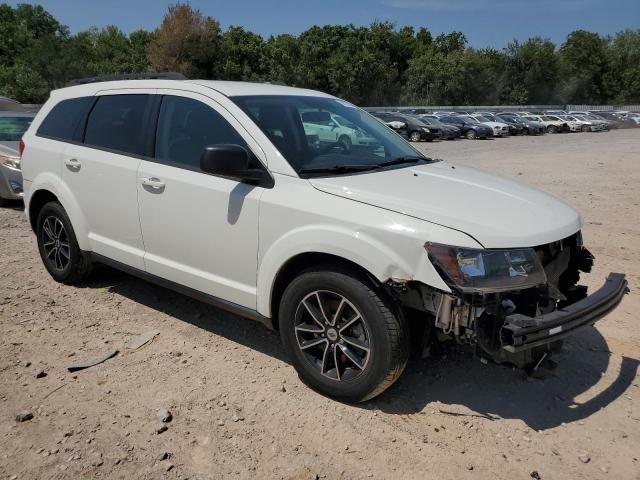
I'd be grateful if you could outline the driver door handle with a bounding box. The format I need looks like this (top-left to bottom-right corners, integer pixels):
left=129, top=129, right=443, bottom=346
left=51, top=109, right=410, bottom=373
left=141, top=177, right=166, bottom=190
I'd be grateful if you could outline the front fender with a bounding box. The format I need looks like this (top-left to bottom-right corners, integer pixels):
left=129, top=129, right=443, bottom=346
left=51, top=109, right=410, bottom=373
left=256, top=224, right=453, bottom=318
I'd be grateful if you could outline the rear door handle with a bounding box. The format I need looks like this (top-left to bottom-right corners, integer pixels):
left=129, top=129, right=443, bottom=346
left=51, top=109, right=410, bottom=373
left=64, top=158, right=81, bottom=171
left=141, top=177, right=166, bottom=190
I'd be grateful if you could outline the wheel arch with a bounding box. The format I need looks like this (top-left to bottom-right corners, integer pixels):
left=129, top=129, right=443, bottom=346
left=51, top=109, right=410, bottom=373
left=27, top=175, right=90, bottom=250
left=267, top=252, right=382, bottom=330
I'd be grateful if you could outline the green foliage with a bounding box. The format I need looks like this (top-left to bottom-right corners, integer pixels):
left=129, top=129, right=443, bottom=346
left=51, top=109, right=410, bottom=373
left=0, top=3, right=638, bottom=105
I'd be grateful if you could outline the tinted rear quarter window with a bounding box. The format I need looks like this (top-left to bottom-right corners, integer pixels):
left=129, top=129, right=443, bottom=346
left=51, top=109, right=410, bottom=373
left=37, top=97, right=93, bottom=142
left=84, top=95, right=150, bottom=156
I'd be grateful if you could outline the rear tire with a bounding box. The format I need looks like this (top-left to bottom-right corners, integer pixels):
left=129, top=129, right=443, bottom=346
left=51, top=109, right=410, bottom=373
left=279, top=270, right=409, bottom=402
left=36, top=201, right=92, bottom=284
left=547, top=125, right=557, bottom=134
left=338, top=135, right=352, bottom=152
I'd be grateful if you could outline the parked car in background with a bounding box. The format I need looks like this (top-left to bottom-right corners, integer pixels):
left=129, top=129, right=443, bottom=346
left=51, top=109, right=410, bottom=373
left=546, top=115, right=582, bottom=132
left=416, top=115, right=461, bottom=140
left=625, top=112, right=640, bottom=126
left=436, top=115, right=493, bottom=139
left=573, top=114, right=610, bottom=131
left=558, top=115, right=606, bottom=132
left=524, top=115, right=570, bottom=134
left=0, top=112, right=34, bottom=205
left=371, top=112, right=437, bottom=142
left=465, top=115, right=509, bottom=137
left=496, top=113, right=544, bottom=135
left=480, top=113, right=524, bottom=135
left=588, top=111, right=638, bottom=129
left=302, top=111, right=380, bottom=151
left=22, top=77, right=628, bottom=402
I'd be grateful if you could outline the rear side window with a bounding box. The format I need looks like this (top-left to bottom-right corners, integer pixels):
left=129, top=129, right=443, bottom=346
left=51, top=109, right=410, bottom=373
left=84, top=95, right=150, bottom=156
left=154, top=95, right=246, bottom=170
left=37, top=97, right=93, bottom=142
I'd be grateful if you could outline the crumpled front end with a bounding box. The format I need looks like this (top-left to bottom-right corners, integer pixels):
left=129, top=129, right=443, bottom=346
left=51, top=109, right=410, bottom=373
left=389, top=232, right=628, bottom=368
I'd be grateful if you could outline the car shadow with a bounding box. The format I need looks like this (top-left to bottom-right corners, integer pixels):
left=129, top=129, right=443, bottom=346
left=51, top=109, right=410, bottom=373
left=80, top=266, right=637, bottom=431
left=1, top=199, right=25, bottom=211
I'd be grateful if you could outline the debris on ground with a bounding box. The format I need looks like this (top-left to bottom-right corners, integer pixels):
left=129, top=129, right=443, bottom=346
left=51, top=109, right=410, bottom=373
left=67, top=350, right=118, bottom=372
left=124, top=330, right=160, bottom=350
left=15, top=411, right=33, bottom=422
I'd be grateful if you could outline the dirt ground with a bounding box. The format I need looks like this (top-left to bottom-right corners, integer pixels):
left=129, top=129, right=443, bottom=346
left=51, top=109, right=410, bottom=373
left=1, top=129, right=639, bottom=480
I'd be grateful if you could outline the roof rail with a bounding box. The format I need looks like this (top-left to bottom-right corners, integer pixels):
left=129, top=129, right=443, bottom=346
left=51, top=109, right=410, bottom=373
left=67, top=72, right=187, bottom=86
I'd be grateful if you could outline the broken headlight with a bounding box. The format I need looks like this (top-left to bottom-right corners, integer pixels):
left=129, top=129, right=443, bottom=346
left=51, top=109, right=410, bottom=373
left=425, top=243, right=547, bottom=293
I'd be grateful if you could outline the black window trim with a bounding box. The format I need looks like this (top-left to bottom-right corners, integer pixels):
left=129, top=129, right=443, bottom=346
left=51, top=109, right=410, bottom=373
left=35, top=96, right=96, bottom=144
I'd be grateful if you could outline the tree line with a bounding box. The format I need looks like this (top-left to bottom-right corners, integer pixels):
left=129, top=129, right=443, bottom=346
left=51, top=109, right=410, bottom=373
left=1, top=3, right=639, bottom=106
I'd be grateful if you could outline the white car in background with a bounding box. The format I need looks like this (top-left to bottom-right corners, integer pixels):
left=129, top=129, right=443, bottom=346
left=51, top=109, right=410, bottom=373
left=20, top=76, right=628, bottom=402
left=302, top=111, right=380, bottom=150
left=559, top=115, right=606, bottom=132
left=464, top=115, right=509, bottom=137
left=524, top=115, right=570, bottom=134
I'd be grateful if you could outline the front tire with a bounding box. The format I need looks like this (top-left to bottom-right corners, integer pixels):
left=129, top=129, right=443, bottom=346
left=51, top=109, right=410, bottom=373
left=279, top=270, right=409, bottom=402
left=581, top=125, right=590, bottom=132
left=36, top=201, right=92, bottom=284
left=547, top=125, right=557, bottom=134
left=465, top=129, right=476, bottom=140
left=338, top=135, right=352, bottom=152
left=409, top=130, right=421, bottom=142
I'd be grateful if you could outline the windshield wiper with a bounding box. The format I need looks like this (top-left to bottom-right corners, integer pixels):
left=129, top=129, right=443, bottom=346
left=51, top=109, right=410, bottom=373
left=298, top=164, right=381, bottom=175
left=376, top=156, right=430, bottom=168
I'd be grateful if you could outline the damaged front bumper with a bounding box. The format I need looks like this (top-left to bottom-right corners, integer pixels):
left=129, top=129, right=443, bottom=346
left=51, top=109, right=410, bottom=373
left=501, top=273, right=628, bottom=353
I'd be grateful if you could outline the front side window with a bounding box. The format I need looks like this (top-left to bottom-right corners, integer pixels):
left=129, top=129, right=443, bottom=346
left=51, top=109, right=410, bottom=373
left=84, top=95, right=150, bottom=156
left=155, top=96, right=247, bottom=170
left=232, top=95, right=425, bottom=175
left=0, top=116, right=33, bottom=141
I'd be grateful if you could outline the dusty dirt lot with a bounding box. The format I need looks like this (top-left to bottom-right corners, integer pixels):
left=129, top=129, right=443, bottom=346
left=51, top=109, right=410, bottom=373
left=1, top=129, right=639, bottom=480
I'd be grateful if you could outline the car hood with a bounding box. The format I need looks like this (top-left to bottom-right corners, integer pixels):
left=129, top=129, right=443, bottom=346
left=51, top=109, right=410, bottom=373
left=309, top=162, right=581, bottom=248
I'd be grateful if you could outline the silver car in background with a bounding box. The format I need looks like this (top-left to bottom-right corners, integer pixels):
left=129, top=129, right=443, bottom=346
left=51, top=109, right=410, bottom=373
left=0, top=112, right=34, bottom=205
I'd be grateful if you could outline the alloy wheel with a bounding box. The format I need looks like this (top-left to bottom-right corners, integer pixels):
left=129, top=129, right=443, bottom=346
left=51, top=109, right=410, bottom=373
left=41, top=216, right=70, bottom=271
left=294, top=290, right=371, bottom=382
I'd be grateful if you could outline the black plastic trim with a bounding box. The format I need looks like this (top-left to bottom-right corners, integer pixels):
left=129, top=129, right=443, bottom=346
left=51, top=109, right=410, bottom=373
left=501, top=273, right=628, bottom=353
left=89, top=253, right=274, bottom=330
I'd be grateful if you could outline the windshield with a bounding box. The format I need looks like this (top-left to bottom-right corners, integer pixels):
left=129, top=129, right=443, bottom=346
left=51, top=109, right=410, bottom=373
left=462, top=116, right=480, bottom=124
left=232, top=95, right=427, bottom=175
left=0, top=116, right=32, bottom=141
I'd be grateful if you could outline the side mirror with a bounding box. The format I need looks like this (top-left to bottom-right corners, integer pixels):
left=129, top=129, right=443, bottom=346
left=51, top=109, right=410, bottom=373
left=200, top=144, right=264, bottom=183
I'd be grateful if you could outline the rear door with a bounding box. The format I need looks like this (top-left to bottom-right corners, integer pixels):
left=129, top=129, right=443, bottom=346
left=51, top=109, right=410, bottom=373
left=137, top=91, right=265, bottom=309
left=61, top=91, right=155, bottom=269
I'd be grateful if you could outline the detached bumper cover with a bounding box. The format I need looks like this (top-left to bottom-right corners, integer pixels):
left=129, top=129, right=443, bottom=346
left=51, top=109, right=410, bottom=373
left=501, top=273, right=628, bottom=353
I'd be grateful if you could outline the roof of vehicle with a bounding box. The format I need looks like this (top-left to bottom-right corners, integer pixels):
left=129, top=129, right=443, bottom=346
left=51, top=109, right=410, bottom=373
left=50, top=79, right=334, bottom=100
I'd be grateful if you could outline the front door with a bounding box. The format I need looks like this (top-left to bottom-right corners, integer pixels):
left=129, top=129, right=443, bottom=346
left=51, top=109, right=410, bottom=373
left=137, top=92, right=264, bottom=309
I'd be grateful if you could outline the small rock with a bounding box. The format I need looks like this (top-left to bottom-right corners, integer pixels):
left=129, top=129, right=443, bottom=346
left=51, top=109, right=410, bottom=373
left=158, top=452, right=171, bottom=461
left=35, top=368, right=47, bottom=379
left=578, top=454, right=591, bottom=464
left=467, top=464, right=474, bottom=471
left=165, top=462, right=174, bottom=472
left=217, top=420, right=224, bottom=427
left=157, top=409, right=172, bottom=423
left=24, top=361, right=32, bottom=368
left=530, top=471, right=541, bottom=479
left=16, top=411, right=34, bottom=422
left=280, top=384, right=286, bottom=392
left=155, top=423, right=168, bottom=434
left=600, top=466, right=609, bottom=473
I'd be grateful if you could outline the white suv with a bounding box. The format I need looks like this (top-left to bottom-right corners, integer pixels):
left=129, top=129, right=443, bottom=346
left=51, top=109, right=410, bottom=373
left=21, top=77, right=627, bottom=401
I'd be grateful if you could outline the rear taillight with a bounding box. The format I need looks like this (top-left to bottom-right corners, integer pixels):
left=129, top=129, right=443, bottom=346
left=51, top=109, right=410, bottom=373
left=19, top=138, right=25, bottom=157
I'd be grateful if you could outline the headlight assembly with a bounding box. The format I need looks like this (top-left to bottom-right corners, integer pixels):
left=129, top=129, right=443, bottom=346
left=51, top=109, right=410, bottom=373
left=1, top=155, right=21, bottom=170
left=425, top=242, right=547, bottom=292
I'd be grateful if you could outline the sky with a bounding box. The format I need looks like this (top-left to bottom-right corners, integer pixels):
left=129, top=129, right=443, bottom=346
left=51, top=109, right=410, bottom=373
left=7, top=0, right=640, bottom=48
